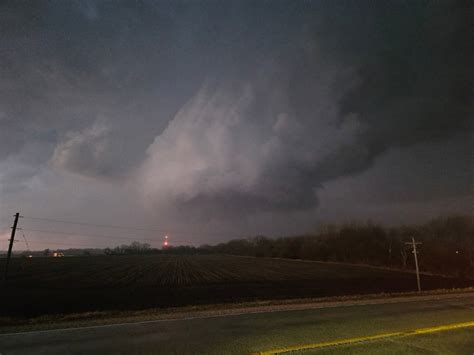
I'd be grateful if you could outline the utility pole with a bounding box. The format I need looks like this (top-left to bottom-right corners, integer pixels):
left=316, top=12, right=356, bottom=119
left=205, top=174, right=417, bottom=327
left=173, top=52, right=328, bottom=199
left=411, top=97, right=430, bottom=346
left=4, top=212, right=20, bottom=282
left=405, top=237, right=422, bottom=292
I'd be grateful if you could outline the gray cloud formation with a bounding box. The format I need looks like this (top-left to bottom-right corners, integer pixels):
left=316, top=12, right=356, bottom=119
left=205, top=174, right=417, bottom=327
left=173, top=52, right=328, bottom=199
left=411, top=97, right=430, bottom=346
left=0, top=1, right=471, bottom=238
left=53, top=118, right=117, bottom=177
left=139, top=59, right=362, bottom=213
left=138, top=1, right=470, bottom=215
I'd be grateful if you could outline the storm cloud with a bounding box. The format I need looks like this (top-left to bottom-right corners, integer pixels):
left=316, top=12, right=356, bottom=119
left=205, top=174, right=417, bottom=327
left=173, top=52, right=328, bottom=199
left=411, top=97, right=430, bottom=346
left=138, top=62, right=363, bottom=213
left=0, top=1, right=471, bottom=243
left=138, top=1, right=470, bottom=215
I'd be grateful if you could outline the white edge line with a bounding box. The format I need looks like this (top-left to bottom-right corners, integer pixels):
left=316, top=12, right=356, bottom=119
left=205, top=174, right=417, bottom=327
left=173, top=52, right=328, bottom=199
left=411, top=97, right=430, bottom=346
left=0, top=292, right=473, bottom=337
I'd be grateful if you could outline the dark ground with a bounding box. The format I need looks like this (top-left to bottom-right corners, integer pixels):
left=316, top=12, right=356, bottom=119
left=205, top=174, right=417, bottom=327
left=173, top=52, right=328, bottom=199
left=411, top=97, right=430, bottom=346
left=1, top=255, right=472, bottom=317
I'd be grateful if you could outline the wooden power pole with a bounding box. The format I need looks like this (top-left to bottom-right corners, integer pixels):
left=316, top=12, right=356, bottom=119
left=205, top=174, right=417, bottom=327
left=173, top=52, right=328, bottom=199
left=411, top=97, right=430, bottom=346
left=405, top=237, right=422, bottom=292
left=4, top=212, right=20, bottom=282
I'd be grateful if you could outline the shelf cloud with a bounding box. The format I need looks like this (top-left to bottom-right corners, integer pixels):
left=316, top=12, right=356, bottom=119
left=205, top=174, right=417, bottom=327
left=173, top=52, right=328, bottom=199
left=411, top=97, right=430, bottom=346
left=0, top=1, right=470, bottom=240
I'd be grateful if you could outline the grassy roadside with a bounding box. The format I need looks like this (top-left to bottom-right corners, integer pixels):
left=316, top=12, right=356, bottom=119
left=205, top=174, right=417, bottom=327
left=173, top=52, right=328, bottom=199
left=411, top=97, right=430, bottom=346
left=1, top=287, right=473, bottom=334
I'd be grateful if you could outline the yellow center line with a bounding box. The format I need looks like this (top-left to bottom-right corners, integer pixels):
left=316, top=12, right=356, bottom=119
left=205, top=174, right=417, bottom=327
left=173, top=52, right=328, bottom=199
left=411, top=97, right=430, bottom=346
left=259, top=320, right=474, bottom=355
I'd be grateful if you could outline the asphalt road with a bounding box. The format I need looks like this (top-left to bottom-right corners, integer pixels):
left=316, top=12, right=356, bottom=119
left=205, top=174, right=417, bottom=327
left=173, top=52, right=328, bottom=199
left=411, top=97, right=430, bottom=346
left=1, top=293, right=474, bottom=354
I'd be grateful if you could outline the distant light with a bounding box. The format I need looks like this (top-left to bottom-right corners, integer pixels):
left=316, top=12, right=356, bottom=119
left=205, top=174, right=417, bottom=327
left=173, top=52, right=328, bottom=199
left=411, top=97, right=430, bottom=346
left=455, top=250, right=459, bottom=254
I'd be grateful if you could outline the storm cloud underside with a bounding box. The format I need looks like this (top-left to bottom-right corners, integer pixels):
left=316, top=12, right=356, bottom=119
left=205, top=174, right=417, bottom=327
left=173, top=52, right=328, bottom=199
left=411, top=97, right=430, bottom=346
left=0, top=1, right=471, bottom=244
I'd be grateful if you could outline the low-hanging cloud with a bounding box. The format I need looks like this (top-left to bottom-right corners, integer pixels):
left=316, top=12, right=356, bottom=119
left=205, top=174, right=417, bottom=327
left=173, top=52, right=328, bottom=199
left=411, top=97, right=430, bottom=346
left=138, top=1, right=470, bottom=216
left=52, top=119, right=116, bottom=178
left=1, top=0, right=470, bottom=234
left=138, top=56, right=368, bottom=214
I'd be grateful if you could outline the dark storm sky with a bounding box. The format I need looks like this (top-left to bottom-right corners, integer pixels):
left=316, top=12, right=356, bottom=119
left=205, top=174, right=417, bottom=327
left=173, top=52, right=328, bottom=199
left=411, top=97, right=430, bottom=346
left=0, top=1, right=471, bottom=248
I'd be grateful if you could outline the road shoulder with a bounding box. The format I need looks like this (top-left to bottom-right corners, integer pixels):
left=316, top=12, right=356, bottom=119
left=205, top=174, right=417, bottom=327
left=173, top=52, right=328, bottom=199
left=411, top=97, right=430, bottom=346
left=1, top=288, right=473, bottom=335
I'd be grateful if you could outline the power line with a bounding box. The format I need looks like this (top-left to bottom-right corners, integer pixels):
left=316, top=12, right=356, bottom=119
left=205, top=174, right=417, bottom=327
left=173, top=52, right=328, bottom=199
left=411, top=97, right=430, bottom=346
left=22, top=228, right=194, bottom=244
left=23, top=216, right=161, bottom=232
left=13, top=240, right=114, bottom=249
left=22, top=216, right=233, bottom=237
left=4, top=239, right=183, bottom=249
left=21, top=231, right=31, bottom=251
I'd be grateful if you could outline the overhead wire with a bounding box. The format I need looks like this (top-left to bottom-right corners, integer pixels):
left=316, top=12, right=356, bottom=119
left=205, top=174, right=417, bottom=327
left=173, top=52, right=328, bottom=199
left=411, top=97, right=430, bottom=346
left=21, top=228, right=194, bottom=244
left=22, top=231, right=31, bottom=251
left=22, top=215, right=233, bottom=237
left=3, top=238, right=183, bottom=250
left=18, top=240, right=117, bottom=249
left=3, top=214, right=238, bottom=251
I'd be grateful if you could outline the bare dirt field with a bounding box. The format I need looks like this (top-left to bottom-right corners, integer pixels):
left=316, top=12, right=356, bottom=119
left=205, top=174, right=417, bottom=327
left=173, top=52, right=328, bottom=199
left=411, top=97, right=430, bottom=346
left=1, top=254, right=472, bottom=317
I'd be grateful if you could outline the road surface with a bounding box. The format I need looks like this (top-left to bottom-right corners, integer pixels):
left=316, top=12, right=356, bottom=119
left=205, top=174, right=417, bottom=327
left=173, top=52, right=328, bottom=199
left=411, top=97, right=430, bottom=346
left=1, top=293, right=474, bottom=354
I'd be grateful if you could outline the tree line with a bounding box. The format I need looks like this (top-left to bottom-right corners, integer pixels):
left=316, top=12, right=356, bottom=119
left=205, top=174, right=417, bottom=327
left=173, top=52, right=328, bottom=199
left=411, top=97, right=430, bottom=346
left=32, top=215, right=473, bottom=278
left=202, top=215, right=473, bottom=278
left=109, top=215, right=472, bottom=278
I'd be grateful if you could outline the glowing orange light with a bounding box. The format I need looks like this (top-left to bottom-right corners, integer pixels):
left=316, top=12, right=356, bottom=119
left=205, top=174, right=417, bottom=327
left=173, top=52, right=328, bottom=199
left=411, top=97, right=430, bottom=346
left=163, top=235, right=170, bottom=248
